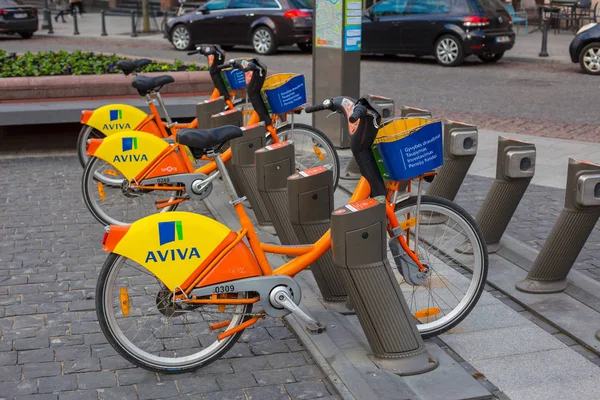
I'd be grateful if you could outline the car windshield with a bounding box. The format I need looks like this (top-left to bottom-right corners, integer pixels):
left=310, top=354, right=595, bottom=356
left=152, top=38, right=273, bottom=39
left=0, top=0, right=25, bottom=6
left=204, top=0, right=229, bottom=10
left=289, top=0, right=313, bottom=8
left=475, top=0, right=506, bottom=14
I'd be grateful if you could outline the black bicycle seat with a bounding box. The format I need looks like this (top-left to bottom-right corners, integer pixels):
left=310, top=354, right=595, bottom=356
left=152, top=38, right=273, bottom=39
left=131, top=75, right=175, bottom=96
left=116, top=59, right=152, bottom=75
left=177, top=126, right=243, bottom=152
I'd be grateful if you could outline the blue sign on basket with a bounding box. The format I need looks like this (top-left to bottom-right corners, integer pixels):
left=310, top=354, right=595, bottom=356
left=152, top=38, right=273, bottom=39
left=376, top=121, right=444, bottom=181
left=263, top=75, right=306, bottom=114
left=223, top=68, right=246, bottom=90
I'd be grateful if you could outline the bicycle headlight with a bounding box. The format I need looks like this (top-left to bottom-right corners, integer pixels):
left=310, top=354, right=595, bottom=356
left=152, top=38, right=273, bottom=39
left=577, top=23, right=597, bottom=35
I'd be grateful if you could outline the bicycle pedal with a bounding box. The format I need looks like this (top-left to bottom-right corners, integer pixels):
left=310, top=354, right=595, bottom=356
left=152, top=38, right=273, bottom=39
left=270, top=287, right=325, bottom=334
left=305, top=321, right=327, bottom=335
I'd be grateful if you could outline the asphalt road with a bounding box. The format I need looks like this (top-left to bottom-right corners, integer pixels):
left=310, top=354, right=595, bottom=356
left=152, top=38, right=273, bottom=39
left=1, top=34, right=598, bottom=138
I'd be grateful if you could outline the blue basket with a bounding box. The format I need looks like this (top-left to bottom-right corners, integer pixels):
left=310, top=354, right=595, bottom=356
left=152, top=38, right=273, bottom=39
left=261, top=74, right=306, bottom=114
left=374, top=120, right=444, bottom=181
left=222, top=68, right=247, bottom=90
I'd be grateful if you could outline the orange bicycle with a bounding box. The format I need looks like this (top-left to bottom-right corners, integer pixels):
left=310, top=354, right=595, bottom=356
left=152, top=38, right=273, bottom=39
left=95, top=94, right=488, bottom=373
left=82, top=59, right=339, bottom=226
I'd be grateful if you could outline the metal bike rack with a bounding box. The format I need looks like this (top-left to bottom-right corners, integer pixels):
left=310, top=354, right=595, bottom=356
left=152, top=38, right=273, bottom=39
left=331, top=197, right=438, bottom=375
left=288, top=166, right=347, bottom=302
left=426, top=121, right=478, bottom=201
left=475, top=137, right=535, bottom=253
left=229, top=123, right=271, bottom=226
left=400, top=106, right=432, bottom=119
left=517, top=158, right=600, bottom=294
left=255, top=142, right=299, bottom=245
left=196, top=97, right=226, bottom=129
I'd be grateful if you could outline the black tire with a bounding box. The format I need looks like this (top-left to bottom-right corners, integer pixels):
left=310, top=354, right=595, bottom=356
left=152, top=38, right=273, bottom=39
left=478, top=52, right=504, bottom=63
left=579, top=42, right=600, bottom=75
left=19, top=32, right=33, bottom=39
left=77, top=125, right=106, bottom=169
left=272, top=123, right=340, bottom=190
left=252, top=26, right=277, bottom=55
left=171, top=24, right=193, bottom=51
left=434, top=34, right=465, bottom=67
left=297, top=42, right=312, bottom=54
left=393, top=195, right=488, bottom=338
left=96, top=253, right=252, bottom=373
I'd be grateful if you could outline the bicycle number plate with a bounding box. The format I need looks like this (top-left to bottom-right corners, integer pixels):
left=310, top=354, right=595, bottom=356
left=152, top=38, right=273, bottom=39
left=495, top=36, right=510, bottom=43
left=213, top=285, right=235, bottom=294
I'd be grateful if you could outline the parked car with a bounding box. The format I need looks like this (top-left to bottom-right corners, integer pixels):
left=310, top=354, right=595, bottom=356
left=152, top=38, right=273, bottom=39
left=570, top=22, right=600, bottom=75
left=362, top=0, right=516, bottom=66
left=0, top=0, right=37, bottom=39
left=165, top=0, right=313, bottom=55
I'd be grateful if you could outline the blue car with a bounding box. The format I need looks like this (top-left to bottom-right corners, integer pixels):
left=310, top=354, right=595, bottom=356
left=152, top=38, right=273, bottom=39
left=570, top=22, right=600, bottom=75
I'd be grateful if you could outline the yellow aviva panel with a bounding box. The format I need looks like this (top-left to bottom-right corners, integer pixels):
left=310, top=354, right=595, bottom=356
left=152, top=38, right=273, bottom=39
left=85, top=104, right=149, bottom=136
left=113, top=212, right=233, bottom=291
left=93, top=131, right=170, bottom=180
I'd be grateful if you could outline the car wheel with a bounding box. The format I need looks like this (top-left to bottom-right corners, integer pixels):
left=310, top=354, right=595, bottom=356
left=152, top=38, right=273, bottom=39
left=478, top=52, right=504, bottom=63
left=435, top=35, right=464, bottom=67
left=252, top=26, right=276, bottom=55
left=171, top=24, right=192, bottom=51
left=579, top=42, right=600, bottom=75
left=297, top=42, right=312, bottom=53
left=19, top=32, right=33, bottom=39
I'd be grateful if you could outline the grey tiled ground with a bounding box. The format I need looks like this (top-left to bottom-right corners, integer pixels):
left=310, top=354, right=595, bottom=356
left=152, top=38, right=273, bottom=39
left=0, top=156, right=339, bottom=399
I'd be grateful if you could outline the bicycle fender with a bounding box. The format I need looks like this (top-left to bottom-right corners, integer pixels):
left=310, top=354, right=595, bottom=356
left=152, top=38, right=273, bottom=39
left=87, top=130, right=170, bottom=180
left=81, top=104, right=150, bottom=136
left=103, top=211, right=262, bottom=291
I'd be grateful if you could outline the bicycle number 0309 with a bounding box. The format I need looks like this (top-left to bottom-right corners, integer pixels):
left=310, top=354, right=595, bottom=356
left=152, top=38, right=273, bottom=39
left=213, top=285, right=235, bottom=294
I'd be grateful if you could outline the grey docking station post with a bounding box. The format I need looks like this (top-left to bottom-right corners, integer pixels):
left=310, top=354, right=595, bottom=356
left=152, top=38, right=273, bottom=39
left=255, top=141, right=299, bottom=245
left=331, top=197, right=438, bottom=375
left=287, top=166, right=348, bottom=303
left=211, top=109, right=244, bottom=196
left=517, top=158, right=600, bottom=293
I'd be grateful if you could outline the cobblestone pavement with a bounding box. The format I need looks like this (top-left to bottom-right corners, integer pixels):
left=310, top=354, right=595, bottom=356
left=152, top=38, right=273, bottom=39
left=0, top=156, right=339, bottom=400
left=451, top=175, right=600, bottom=282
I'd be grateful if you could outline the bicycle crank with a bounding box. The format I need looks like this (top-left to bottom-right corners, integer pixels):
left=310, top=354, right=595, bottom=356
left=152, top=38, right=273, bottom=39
left=389, top=237, right=429, bottom=286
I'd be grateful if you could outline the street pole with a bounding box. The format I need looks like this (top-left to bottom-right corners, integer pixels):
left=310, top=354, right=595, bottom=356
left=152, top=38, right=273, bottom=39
left=142, top=0, right=150, bottom=33
left=539, top=17, right=549, bottom=57
left=101, top=10, right=108, bottom=36
left=73, top=11, right=80, bottom=35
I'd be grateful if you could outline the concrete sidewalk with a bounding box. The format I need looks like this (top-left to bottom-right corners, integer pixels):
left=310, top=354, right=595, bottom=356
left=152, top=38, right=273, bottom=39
left=35, top=12, right=577, bottom=64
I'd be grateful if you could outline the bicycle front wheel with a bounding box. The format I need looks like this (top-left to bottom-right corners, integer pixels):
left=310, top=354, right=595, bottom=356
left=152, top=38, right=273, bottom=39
left=96, top=254, right=253, bottom=373
left=82, top=156, right=181, bottom=226
left=392, top=195, right=488, bottom=338
left=271, top=123, right=340, bottom=189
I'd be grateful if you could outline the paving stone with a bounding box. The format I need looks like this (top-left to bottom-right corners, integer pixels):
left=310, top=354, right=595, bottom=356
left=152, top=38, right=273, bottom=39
left=24, top=362, right=62, bottom=379
left=290, top=365, right=325, bottom=381
left=284, top=339, right=304, bottom=353
left=253, top=369, right=296, bottom=386
left=230, top=356, right=269, bottom=373
left=15, top=394, right=59, bottom=400
left=18, top=348, right=55, bottom=364
left=70, top=322, right=101, bottom=335
left=245, top=384, right=289, bottom=400
left=266, top=326, right=295, bottom=340
left=116, top=368, right=157, bottom=386
left=39, top=375, right=78, bottom=394
left=285, top=381, right=330, bottom=400
left=250, top=340, right=290, bottom=355
left=54, top=345, right=90, bottom=361
left=3, top=328, right=37, bottom=342
left=0, top=351, right=18, bottom=366
left=5, top=305, right=37, bottom=317
left=0, top=378, right=37, bottom=397
left=14, top=337, right=49, bottom=351
left=83, top=334, right=107, bottom=346
left=13, top=316, right=46, bottom=330
left=204, top=389, right=246, bottom=400
left=240, top=328, right=271, bottom=343
left=223, top=342, right=253, bottom=359
left=99, top=355, right=135, bottom=370
left=136, top=381, right=179, bottom=400
left=78, top=371, right=117, bottom=389
left=49, top=336, right=84, bottom=348
left=91, top=344, right=117, bottom=359
left=216, top=372, right=258, bottom=390
left=570, top=345, right=600, bottom=361
left=57, top=390, right=98, bottom=400
left=67, top=300, right=96, bottom=312
left=267, top=353, right=307, bottom=369
left=0, top=364, right=22, bottom=381
left=553, top=333, right=578, bottom=347
left=176, top=376, right=219, bottom=395
left=98, top=386, right=137, bottom=400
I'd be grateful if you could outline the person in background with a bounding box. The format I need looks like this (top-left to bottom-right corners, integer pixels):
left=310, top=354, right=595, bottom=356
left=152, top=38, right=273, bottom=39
left=53, top=0, right=67, bottom=23
left=69, top=0, right=84, bottom=18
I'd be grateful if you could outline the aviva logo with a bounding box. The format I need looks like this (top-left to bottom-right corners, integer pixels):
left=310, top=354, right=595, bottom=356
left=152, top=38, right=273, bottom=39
left=145, top=221, right=201, bottom=263
left=113, top=137, right=148, bottom=163
left=122, top=137, right=138, bottom=152
left=110, top=109, right=123, bottom=121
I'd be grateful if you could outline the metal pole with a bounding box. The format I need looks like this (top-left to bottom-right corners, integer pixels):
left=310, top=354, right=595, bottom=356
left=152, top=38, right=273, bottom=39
left=516, top=158, right=600, bottom=294
left=130, top=10, right=137, bottom=37
left=539, top=17, right=549, bottom=57
left=101, top=10, right=107, bottom=36
left=73, top=10, right=80, bottom=35
left=41, top=8, right=49, bottom=29
left=46, top=9, right=53, bottom=34
left=162, top=12, right=169, bottom=39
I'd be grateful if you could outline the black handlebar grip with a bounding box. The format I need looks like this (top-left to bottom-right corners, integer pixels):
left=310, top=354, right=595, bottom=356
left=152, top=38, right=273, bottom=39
left=305, top=103, right=327, bottom=114
left=216, top=63, right=230, bottom=71
left=349, top=105, right=366, bottom=123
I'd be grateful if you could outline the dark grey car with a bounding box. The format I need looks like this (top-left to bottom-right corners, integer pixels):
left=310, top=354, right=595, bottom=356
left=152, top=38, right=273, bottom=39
left=0, top=0, right=38, bottom=39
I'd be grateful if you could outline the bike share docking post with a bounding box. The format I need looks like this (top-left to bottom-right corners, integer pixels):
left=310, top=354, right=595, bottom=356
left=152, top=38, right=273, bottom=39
left=255, top=142, right=299, bottom=245
left=517, top=159, right=600, bottom=293
left=287, top=166, right=348, bottom=304
left=130, top=10, right=137, bottom=37
left=211, top=109, right=244, bottom=194
left=474, top=137, right=535, bottom=253
left=101, top=10, right=108, bottom=36
left=229, top=122, right=270, bottom=222
left=196, top=97, right=226, bottom=129
left=426, top=121, right=478, bottom=201
left=331, top=197, right=438, bottom=375
left=73, top=10, right=80, bottom=35
left=400, top=106, right=432, bottom=119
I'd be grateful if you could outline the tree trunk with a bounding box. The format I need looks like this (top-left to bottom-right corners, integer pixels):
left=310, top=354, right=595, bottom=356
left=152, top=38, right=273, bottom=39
left=142, top=0, right=150, bottom=33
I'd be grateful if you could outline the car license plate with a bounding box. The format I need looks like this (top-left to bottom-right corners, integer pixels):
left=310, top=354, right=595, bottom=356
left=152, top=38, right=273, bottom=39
left=13, top=13, right=28, bottom=18
left=496, top=36, right=510, bottom=43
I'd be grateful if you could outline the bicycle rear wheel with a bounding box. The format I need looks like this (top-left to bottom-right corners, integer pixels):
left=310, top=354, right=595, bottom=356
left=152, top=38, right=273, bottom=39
left=392, top=195, right=488, bottom=338
left=82, top=156, right=181, bottom=226
left=77, top=125, right=105, bottom=169
left=270, top=123, right=340, bottom=189
left=96, top=254, right=253, bottom=373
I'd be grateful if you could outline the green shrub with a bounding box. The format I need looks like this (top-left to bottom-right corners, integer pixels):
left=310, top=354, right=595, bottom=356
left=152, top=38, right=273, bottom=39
left=0, top=50, right=207, bottom=78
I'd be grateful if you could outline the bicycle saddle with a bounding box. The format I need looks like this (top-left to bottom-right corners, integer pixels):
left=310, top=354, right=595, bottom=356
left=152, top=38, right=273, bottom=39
left=116, top=59, right=152, bottom=76
left=131, top=75, right=175, bottom=96
left=177, top=126, right=243, bottom=152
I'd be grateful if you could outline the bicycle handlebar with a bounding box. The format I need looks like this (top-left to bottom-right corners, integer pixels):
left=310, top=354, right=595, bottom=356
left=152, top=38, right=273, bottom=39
left=349, top=104, right=367, bottom=123
left=305, top=100, right=332, bottom=114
